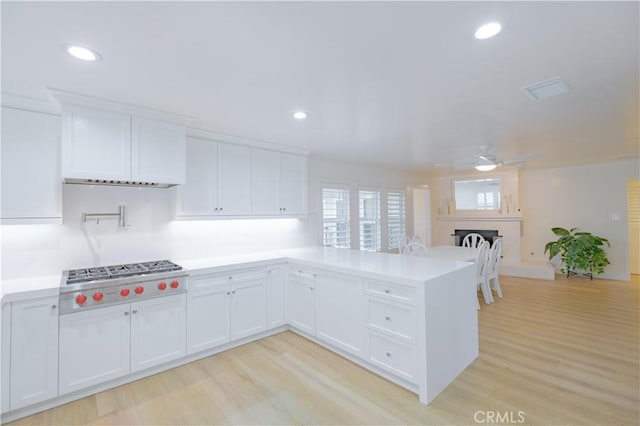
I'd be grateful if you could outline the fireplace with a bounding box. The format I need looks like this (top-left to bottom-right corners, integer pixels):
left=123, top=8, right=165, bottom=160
left=453, top=229, right=500, bottom=246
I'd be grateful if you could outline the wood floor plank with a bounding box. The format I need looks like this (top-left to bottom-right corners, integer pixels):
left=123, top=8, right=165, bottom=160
left=7, top=274, right=639, bottom=425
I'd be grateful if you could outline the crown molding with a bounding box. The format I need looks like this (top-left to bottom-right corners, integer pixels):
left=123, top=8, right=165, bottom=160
left=187, top=127, right=310, bottom=156
left=47, top=87, right=197, bottom=126
left=1, top=92, right=60, bottom=115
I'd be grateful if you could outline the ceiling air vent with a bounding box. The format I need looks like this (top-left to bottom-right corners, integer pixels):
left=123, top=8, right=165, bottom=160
left=521, top=77, right=571, bottom=100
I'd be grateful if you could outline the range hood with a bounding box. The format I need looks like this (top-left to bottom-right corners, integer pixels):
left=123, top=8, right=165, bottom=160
left=64, top=178, right=176, bottom=188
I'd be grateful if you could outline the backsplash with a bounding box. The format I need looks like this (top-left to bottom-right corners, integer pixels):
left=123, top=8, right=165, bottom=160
left=1, top=184, right=317, bottom=279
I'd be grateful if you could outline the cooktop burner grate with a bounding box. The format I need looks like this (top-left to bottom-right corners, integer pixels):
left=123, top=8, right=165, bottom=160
left=65, top=260, right=182, bottom=284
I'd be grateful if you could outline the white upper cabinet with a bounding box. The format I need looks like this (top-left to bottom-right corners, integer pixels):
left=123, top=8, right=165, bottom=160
left=53, top=89, right=192, bottom=186
left=131, top=117, right=186, bottom=185
left=1, top=107, right=62, bottom=223
left=177, top=139, right=251, bottom=217
left=177, top=137, right=218, bottom=216
left=251, top=149, right=281, bottom=215
left=217, top=143, right=251, bottom=215
left=62, top=105, right=131, bottom=181
left=250, top=149, right=308, bottom=216
left=280, top=153, right=308, bottom=215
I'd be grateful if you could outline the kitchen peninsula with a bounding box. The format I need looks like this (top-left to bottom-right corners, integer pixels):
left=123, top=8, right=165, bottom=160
left=1, top=247, right=476, bottom=422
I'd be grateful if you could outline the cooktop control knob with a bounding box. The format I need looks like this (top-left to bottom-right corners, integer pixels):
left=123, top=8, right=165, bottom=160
left=120, top=288, right=130, bottom=297
left=93, top=292, right=104, bottom=301
left=135, top=286, right=144, bottom=295
left=76, top=294, right=87, bottom=305
left=170, top=280, right=179, bottom=289
left=158, top=282, right=167, bottom=291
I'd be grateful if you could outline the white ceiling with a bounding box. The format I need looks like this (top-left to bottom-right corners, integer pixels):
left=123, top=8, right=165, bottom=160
left=2, top=1, right=638, bottom=172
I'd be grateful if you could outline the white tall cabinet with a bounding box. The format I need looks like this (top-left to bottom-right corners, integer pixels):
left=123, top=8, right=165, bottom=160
left=1, top=107, right=62, bottom=223
left=8, top=297, right=59, bottom=410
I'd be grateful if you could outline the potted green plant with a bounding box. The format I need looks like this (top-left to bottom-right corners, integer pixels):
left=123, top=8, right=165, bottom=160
left=544, top=227, right=610, bottom=279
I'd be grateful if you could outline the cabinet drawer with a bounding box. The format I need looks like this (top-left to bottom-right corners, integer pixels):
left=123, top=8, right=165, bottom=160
left=288, top=264, right=316, bottom=281
left=368, top=332, right=416, bottom=382
left=366, top=298, right=416, bottom=343
left=189, top=267, right=266, bottom=290
left=365, top=280, right=416, bottom=305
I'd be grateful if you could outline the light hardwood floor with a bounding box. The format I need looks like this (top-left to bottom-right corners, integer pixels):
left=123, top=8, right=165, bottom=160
left=8, top=275, right=639, bottom=425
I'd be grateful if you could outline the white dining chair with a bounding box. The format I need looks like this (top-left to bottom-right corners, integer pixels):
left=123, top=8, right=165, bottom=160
left=474, top=240, right=493, bottom=307
left=399, top=236, right=412, bottom=253
left=404, top=242, right=428, bottom=256
left=462, top=233, right=486, bottom=248
left=487, top=237, right=503, bottom=299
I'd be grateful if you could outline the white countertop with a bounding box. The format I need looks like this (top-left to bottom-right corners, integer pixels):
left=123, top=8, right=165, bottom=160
left=2, top=247, right=473, bottom=303
left=179, top=247, right=472, bottom=285
left=1, top=274, right=61, bottom=303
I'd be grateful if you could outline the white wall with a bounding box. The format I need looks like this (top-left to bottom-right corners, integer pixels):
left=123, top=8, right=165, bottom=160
left=1, top=154, right=425, bottom=280
left=520, top=159, right=639, bottom=281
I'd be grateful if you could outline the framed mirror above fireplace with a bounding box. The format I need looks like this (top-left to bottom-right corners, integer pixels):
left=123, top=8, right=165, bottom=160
left=452, top=177, right=501, bottom=212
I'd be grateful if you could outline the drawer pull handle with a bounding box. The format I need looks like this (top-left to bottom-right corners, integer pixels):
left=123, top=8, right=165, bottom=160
left=51, top=304, right=57, bottom=310
left=385, top=316, right=391, bottom=321
left=228, top=276, right=233, bottom=280
left=232, top=290, right=236, bottom=294
left=132, top=310, right=137, bottom=314
left=386, top=352, right=392, bottom=357
left=384, top=289, right=390, bottom=294
left=124, top=312, right=129, bottom=316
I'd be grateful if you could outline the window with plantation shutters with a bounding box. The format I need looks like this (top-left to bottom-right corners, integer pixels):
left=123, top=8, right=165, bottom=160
left=359, top=190, right=381, bottom=252
left=387, top=191, right=406, bottom=250
left=322, top=188, right=351, bottom=248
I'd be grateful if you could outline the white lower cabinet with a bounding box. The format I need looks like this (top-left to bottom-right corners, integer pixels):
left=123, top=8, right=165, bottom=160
left=231, top=279, right=267, bottom=340
left=187, top=285, right=231, bottom=354
left=59, top=294, right=186, bottom=395
left=130, top=295, right=187, bottom=373
left=286, top=268, right=316, bottom=334
left=266, top=264, right=286, bottom=328
left=1, top=303, right=11, bottom=414
left=8, top=297, right=59, bottom=410
left=368, top=331, right=417, bottom=381
left=315, top=271, right=364, bottom=356
left=59, top=304, right=130, bottom=395
left=187, top=268, right=267, bottom=355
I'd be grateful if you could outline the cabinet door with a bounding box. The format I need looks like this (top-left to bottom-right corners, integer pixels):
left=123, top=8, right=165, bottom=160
left=251, top=149, right=280, bottom=215
left=231, top=280, right=267, bottom=340
left=1, top=303, right=10, bottom=413
left=131, top=117, right=186, bottom=185
left=316, top=272, right=364, bottom=355
left=1, top=107, right=62, bottom=222
left=9, top=297, right=58, bottom=410
left=59, top=304, right=130, bottom=395
left=187, top=285, right=231, bottom=354
left=130, top=294, right=186, bottom=373
left=217, top=143, right=251, bottom=215
left=280, top=154, right=307, bottom=215
left=176, top=138, right=218, bottom=216
left=266, top=265, right=286, bottom=328
left=286, top=274, right=316, bottom=334
left=61, top=105, right=131, bottom=181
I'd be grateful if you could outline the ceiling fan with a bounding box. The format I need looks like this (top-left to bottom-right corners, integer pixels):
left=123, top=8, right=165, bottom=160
left=436, top=152, right=542, bottom=171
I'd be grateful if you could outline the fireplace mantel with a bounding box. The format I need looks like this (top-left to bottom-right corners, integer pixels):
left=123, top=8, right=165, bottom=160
left=436, top=215, right=523, bottom=222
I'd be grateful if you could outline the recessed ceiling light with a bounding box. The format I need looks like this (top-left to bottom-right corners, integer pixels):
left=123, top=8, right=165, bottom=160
left=64, top=44, right=102, bottom=61
left=475, top=22, right=502, bottom=39
left=475, top=164, right=497, bottom=172
left=293, top=111, right=307, bottom=119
